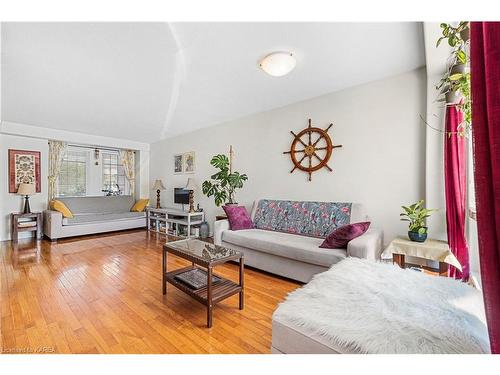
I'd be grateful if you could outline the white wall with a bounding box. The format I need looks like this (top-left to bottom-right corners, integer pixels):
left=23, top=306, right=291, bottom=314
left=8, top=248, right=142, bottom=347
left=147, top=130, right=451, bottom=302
left=423, top=23, right=449, bottom=242
left=424, top=72, right=447, bottom=241
left=150, top=68, right=426, bottom=243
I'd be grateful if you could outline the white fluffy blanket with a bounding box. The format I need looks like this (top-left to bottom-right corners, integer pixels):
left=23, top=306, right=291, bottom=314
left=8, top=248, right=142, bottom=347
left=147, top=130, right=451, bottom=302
left=273, top=258, right=490, bottom=353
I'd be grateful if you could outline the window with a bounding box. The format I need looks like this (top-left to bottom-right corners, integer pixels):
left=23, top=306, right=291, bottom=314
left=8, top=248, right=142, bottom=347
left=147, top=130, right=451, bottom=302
left=102, top=152, right=128, bottom=195
left=58, top=149, right=87, bottom=197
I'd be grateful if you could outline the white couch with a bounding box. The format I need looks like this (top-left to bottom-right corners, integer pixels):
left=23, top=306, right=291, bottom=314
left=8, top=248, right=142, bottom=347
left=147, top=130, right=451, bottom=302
left=44, top=195, right=146, bottom=240
left=214, top=199, right=383, bottom=283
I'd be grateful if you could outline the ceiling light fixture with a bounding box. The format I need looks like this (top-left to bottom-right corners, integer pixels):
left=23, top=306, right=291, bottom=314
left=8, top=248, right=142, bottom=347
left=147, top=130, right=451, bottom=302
left=259, top=51, right=296, bottom=77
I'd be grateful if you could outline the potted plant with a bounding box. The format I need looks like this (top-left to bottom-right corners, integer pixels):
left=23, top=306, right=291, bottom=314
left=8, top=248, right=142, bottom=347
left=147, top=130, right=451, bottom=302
left=435, top=22, right=471, bottom=135
left=400, top=200, right=436, bottom=242
left=202, top=154, right=248, bottom=207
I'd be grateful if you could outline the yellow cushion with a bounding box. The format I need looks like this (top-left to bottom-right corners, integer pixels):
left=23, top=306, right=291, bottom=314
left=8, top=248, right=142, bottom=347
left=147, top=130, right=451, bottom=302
left=131, top=198, right=149, bottom=212
left=50, top=200, right=74, bottom=218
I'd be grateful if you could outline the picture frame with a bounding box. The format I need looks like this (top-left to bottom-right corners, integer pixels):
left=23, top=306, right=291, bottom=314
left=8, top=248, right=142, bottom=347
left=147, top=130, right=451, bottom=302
left=8, top=149, right=41, bottom=193
left=183, top=151, right=196, bottom=174
left=174, top=152, right=196, bottom=174
left=174, top=154, right=183, bottom=174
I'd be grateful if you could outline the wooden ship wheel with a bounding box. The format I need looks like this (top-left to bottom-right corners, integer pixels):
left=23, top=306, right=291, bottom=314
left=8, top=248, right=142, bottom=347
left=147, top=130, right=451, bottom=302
left=283, top=119, right=342, bottom=181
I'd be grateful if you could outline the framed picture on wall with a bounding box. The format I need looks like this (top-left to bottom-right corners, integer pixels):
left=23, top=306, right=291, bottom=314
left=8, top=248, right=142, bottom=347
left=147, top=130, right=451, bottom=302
left=174, top=154, right=183, bottom=174
left=8, top=149, right=41, bottom=193
left=183, top=152, right=196, bottom=173
left=174, top=152, right=196, bottom=174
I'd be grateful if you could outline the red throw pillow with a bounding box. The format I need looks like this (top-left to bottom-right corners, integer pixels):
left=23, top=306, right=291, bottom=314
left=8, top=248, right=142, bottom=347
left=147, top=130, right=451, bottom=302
left=319, top=222, right=371, bottom=249
left=223, top=205, right=254, bottom=231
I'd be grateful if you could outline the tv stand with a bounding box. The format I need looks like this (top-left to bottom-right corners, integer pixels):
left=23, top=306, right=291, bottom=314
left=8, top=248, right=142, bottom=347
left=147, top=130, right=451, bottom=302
left=146, top=207, right=204, bottom=238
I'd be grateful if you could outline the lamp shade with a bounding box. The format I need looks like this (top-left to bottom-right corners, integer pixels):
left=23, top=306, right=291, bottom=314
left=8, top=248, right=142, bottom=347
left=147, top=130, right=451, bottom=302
left=17, top=183, right=36, bottom=196
left=152, top=179, right=166, bottom=190
left=185, top=178, right=197, bottom=191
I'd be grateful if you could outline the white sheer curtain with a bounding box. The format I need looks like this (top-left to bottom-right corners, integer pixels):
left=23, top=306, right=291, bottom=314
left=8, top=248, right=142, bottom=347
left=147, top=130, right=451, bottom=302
left=47, top=140, right=67, bottom=202
left=120, top=149, right=135, bottom=196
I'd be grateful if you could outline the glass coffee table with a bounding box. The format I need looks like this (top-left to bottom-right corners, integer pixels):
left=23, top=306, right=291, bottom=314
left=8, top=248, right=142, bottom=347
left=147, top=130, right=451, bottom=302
left=162, top=238, right=244, bottom=328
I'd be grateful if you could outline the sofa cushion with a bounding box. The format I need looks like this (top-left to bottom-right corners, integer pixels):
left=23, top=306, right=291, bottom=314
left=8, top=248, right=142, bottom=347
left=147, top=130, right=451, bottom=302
left=58, top=195, right=135, bottom=215
left=63, top=212, right=145, bottom=226
left=320, top=222, right=371, bottom=249
left=222, top=229, right=346, bottom=267
left=131, top=198, right=149, bottom=212
left=50, top=199, right=74, bottom=218
left=223, top=205, right=254, bottom=230
left=252, top=199, right=352, bottom=238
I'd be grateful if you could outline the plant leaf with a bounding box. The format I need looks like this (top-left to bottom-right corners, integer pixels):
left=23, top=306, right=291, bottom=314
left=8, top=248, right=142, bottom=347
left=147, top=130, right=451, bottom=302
left=449, top=73, right=463, bottom=81
left=457, top=50, right=467, bottom=64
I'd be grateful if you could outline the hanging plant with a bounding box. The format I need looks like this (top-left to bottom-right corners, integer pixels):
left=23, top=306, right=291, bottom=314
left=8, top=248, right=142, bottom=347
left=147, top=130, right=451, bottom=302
left=435, top=22, right=471, bottom=136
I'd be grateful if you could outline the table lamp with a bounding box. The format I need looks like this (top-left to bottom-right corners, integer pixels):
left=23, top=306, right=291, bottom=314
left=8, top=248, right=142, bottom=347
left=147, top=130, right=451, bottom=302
left=152, top=179, right=166, bottom=209
left=185, top=178, right=197, bottom=213
left=17, top=183, right=36, bottom=214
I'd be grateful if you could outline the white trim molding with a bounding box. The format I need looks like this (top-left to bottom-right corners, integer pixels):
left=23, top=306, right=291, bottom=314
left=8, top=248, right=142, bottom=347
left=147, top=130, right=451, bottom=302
left=0, top=121, right=150, bottom=152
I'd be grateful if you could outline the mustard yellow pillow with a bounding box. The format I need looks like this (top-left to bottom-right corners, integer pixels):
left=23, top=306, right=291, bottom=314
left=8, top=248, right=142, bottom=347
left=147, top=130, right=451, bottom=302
left=131, top=198, right=149, bottom=212
left=50, top=200, right=74, bottom=218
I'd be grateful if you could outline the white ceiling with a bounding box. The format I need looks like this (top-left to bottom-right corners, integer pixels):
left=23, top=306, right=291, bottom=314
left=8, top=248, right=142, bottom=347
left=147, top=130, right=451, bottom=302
left=1, top=22, right=425, bottom=143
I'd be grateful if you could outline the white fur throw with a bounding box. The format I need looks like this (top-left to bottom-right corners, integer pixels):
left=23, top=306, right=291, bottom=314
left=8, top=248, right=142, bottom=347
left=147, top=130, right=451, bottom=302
left=273, top=257, right=490, bottom=353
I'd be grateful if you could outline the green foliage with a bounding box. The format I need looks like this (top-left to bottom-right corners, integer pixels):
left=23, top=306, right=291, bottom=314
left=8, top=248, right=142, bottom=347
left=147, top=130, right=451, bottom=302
left=436, top=22, right=469, bottom=48
left=435, top=22, right=471, bottom=135
left=400, top=200, right=436, bottom=234
left=202, top=154, right=248, bottom=206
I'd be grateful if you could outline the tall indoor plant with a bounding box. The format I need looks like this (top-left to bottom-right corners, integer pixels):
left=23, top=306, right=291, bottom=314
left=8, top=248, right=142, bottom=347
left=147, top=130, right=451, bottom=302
left=202, top=154, right=248, bottom=206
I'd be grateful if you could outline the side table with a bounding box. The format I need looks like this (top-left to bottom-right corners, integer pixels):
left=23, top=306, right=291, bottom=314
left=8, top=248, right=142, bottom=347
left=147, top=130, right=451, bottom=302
left=382, top=236, right=462, bottom=276
left=10, top=212, right=43, bottom=242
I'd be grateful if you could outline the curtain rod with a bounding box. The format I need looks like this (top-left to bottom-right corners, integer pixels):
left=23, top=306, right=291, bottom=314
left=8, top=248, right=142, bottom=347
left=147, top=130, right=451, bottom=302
left=67, top=144, right=121, bottom=152
left=48, top=141, right=136, bottom=152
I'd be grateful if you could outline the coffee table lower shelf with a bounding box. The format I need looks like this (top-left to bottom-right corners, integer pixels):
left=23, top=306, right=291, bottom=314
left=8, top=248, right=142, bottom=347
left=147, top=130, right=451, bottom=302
left=165, top=266, right=242, bottom=304
left=164, top=266, right=243, bottom=327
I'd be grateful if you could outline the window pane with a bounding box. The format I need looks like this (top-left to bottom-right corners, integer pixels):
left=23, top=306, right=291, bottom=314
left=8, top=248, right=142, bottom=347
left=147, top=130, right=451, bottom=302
left=57, top=149, right=87, bottom=197
left=102, top=151, right=128, bottom=195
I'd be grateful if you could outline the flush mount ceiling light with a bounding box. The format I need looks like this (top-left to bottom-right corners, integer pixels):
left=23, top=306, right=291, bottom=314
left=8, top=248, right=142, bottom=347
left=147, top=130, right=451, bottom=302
left=259, top=52, right=296, bottom=77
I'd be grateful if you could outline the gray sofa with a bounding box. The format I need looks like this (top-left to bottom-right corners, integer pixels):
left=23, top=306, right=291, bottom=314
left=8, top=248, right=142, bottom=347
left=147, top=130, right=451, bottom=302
left=214, top=199, right=383, bottom=283
left=43, top=195, right=146, bottom=240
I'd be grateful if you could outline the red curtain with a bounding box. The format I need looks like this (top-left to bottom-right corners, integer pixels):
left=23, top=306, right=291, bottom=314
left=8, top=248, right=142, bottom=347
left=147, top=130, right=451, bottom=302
left=444, top=105, right=469, bottom=280
left=470, top=21, right=500, bottom=354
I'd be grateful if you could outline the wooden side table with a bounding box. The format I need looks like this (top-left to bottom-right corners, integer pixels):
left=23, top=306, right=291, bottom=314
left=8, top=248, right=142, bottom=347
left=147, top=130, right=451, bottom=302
left=10, top=212, right=43, bottom=242
left=382, top=237, right=462, bottom=277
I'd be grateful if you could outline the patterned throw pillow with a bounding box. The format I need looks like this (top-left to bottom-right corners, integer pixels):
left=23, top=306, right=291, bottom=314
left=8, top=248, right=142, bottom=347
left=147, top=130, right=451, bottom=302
left=319, top=222, right=371, bottom=249
left=223, top=205, right=254, bottom=231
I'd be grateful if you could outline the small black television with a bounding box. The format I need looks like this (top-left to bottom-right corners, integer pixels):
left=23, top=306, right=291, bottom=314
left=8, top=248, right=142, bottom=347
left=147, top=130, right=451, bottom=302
left=174, top=188, right=190, bottom=205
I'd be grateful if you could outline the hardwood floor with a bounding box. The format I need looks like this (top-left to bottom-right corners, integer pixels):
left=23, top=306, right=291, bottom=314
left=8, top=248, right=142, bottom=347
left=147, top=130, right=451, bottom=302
left=0, top=230, right=300, bottom=354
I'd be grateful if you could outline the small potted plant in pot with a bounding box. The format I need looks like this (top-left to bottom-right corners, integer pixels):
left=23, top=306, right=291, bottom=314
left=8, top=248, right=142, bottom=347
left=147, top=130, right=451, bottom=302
left=400, top=200, right=436, bottom=242
left=202, top=154, right=248, bottom=207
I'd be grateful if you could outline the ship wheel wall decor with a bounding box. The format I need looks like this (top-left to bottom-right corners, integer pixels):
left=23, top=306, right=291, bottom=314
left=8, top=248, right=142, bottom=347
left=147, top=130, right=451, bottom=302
left=283, top=119, right=342, bottom=181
